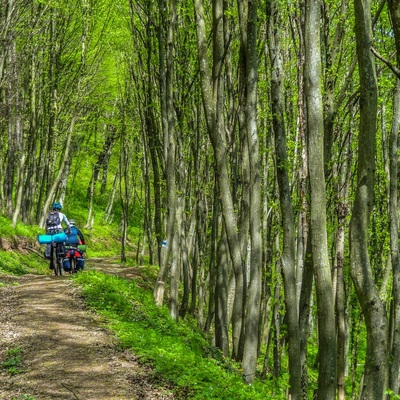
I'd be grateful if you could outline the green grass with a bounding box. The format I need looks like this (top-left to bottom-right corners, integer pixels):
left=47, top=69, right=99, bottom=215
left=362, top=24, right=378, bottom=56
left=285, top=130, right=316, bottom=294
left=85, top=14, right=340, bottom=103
left=0, top=251, right=48, bottom=276
left=0, top=216, right=48, bottom=277
left=73, top=271, right=287, bottom=399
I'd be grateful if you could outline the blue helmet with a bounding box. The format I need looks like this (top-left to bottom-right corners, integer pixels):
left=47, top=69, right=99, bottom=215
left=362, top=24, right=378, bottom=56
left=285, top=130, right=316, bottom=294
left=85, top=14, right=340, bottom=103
left=52, top=202, right=62, bottom=211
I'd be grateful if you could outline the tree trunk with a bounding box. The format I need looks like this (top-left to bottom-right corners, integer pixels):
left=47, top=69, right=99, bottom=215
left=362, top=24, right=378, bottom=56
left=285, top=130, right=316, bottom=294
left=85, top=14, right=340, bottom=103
left=215, top=227, right=230, bottom=356
left=241, top=0, right=262, bottom=384
left=273, top=234, right=282, bottom=379
left=386, top=2, right=400, bottom=394
left=389, top=79, right=400, bottom=395
left=267, top=1, right=301, bottom=396
left=334, top=187, right=350, bottom=400
left=304, top=0, right=337, bottom=398
left=350, top=0, right=388, bottom=397
left=165, top=0, right=178, bottom=319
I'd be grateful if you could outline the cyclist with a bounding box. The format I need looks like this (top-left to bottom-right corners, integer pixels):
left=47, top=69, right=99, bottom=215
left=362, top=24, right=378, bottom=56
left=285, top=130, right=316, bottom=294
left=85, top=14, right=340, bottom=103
left=64, top=219, right=86, bottom=272
left=45, top=202, right=71, bottom=270
left=65, top=219, right=85, bottom=246
left=46, top=202, right=71, bottom=234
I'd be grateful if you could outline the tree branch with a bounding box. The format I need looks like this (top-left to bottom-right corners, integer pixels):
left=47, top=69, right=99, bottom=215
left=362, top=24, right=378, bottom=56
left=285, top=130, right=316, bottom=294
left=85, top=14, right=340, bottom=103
left=370, top=46, right=400, bottom=79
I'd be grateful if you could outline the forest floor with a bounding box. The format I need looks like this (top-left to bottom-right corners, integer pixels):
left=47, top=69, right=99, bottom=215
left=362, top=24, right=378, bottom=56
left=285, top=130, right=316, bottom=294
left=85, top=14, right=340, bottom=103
left=0, top=258, right=177, bottom=400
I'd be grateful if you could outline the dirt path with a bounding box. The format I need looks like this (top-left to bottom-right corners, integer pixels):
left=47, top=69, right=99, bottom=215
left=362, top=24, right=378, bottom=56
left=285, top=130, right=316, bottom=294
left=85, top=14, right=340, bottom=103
left=0, top=265, right=176, bottom=400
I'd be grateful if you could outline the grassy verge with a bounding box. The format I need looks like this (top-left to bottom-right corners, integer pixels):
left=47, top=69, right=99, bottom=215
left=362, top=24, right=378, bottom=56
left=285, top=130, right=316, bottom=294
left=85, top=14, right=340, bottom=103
left=73, top=271, right=287, bottom=400
left=0, top=251, right=48, bottom=277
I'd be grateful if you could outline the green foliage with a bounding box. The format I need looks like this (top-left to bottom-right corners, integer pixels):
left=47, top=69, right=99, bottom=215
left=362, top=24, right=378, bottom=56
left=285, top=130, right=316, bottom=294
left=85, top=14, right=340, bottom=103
left=0, top=251, right=47, bottom=276
left=12, top=396, right=36, bottom=400
left=2, top=346, right=23, bottom=375
left=0, top=217, right=49, bottom=276
left=0, top=216, right=41, bottom=239
left=74, top=271, right=287, bottom=399
left=386, top=389, right=400, bottom=399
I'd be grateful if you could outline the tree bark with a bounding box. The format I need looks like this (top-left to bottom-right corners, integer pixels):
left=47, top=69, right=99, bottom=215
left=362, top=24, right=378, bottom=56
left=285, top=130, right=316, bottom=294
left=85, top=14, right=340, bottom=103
left=267, top=1, right=301, bottom=396
left=304, top=0, right=337, bottom=398
left=334, top=147, right=351, bottom=400
left=389, top=79, right=400, bottom=395
left=350, top=0, right=389, bottom=397
left=241, top=0, right=262, bottom=384
left=386, top=2, right=400, bottom=394
left=215, top=227, right=230, bottom=356
left=165, top=0, right=178, bottom=319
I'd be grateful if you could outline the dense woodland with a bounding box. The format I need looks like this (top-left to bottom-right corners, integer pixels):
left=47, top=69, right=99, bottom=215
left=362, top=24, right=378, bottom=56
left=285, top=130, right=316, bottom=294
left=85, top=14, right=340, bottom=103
left=2, top=0, right=400, bottom=398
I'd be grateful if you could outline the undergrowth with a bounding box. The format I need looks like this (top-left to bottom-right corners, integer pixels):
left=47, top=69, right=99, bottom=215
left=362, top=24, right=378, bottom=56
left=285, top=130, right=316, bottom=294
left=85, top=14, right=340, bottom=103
left=0, top=251, right=47, bottom=276
left=74, top=271, right=287, bottom=399
left=2, top=347, right=24, bottom=375
left=0, top=216, right=288, bottom=399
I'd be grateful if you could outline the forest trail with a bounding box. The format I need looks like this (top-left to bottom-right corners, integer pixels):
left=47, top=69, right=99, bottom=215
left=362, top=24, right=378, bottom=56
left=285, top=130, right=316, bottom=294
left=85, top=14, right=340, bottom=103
left=0, top=261, right=175, bottom=400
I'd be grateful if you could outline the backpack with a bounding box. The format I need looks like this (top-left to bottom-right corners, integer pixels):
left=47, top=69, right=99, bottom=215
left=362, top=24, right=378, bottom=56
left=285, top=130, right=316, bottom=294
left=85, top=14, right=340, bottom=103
left=46, top=211, right=60, bottom=229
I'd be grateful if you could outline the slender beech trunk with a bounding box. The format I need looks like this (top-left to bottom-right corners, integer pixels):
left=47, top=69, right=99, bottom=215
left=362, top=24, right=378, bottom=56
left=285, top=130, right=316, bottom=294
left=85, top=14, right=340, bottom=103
left=389, top=79, right=400, bottom=395
left=215, top=227, right=230, bottom=356
left=11, top=80, right=24, bottom=226
left=119, top=135, right=131, bottom=263
left=299, top=237, right=313, bottom=398
left=304, top=0, right=336, bottom=398
left=334, top=137, right=351, bottom=400
left=386, top=2, right=400, bottom=394
left=157, top=0, right=167, bottom=265
left=290, top=6, right=313, bottom=396
left=241, top=0, right=262, bottom=384
left=166, top=0, right=178, bottom=319
left=236, top=0, right=250, bottom=364
left=5, top=37, right=17, bottom=217
left=204, top=182, right=219, bottom=331
left=273, top=233, right=282, bottom=379
left=177, top=198, right=190, bottom=318
left=267, top=1, right=301, bottom=396
left=350, top=0, right=388, bottom=397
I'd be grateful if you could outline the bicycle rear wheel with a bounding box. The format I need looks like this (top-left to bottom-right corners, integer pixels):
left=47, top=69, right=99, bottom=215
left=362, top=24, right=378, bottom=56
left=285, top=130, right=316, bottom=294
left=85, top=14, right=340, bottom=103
left=56, top=257, right=63, bottom=276
left=51, top=244, right=61, bottom=276
left=70, top=256, right=76, bottom=274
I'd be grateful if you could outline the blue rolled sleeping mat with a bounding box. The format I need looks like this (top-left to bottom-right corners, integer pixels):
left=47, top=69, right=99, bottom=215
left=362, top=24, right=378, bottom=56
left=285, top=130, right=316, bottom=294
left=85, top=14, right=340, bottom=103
left=37, top=232, right=67, bottom=244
